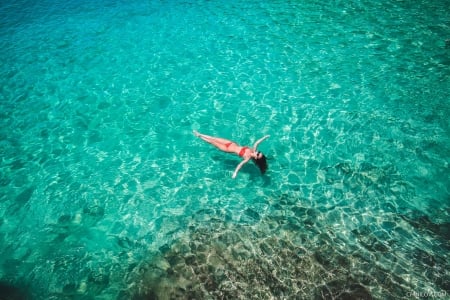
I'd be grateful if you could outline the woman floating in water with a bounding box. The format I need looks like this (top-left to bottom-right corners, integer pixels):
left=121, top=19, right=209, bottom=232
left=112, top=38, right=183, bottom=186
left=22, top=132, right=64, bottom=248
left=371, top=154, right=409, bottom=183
left=193, top=130, right=269, bottom=178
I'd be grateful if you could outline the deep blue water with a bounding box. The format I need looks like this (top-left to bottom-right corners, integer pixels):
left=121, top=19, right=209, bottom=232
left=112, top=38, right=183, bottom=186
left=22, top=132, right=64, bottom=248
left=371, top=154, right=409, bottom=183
left=0, top=0, right=449, bottom=299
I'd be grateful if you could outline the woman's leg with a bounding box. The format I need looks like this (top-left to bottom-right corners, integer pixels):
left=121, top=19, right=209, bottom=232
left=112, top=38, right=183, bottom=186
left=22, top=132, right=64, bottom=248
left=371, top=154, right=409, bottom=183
left=194, top=131, right=236, bottom=152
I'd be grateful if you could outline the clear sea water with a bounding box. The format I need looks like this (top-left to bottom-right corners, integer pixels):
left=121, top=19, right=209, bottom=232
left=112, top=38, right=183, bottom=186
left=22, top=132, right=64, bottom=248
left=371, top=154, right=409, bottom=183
left=1, top=0, right=449, bottom=299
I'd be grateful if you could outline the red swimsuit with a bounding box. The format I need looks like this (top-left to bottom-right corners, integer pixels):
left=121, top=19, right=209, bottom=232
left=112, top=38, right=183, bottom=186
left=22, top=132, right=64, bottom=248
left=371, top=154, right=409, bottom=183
left=225, top=142, right=248, bottom=157
left=238, top=147, right=249, bottom=157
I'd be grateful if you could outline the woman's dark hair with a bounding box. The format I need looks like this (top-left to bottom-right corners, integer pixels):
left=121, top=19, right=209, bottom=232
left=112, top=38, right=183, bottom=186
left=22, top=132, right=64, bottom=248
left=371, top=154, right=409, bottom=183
left=252, top=153, right=267, bottom=174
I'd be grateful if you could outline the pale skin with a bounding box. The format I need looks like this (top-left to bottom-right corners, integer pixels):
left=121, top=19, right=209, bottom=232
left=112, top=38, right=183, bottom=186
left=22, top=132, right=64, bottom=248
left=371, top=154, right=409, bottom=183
left=193, top=130, right=270, bottom=178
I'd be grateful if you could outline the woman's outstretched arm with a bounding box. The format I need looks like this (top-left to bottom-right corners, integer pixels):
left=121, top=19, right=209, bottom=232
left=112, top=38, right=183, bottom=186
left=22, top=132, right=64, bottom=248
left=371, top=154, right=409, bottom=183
left=252, top=135, right=270, bottom=150
left=232, top=158, right=251, bottom=178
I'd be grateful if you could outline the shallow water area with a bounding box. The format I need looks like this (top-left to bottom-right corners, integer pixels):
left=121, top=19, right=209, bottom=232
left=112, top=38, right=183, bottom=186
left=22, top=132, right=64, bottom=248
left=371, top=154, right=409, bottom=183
left=0, top=0, right=449, bottom=299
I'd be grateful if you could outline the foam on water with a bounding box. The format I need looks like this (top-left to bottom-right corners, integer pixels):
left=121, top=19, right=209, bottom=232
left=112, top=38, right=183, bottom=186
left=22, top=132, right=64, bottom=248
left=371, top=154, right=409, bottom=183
left=0, top=0, right=449, bottom=298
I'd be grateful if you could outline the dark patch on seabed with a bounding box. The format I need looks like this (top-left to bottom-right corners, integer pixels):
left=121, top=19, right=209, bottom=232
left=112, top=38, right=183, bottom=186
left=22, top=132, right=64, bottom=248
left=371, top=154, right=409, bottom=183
left=400, top=210, right=450, bottom=245
left=119, top=195, right=449, bottom=300
left=0, top=281, right=31, bottom=300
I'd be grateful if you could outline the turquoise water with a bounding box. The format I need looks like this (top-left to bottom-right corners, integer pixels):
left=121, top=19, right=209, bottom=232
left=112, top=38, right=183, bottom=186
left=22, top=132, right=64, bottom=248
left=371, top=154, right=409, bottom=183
left=1, top=0, right=449, bottom=298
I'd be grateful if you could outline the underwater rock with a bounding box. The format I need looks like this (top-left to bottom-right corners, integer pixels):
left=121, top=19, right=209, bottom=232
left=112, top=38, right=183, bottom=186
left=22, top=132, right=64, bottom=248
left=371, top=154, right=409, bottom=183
left=158, top=243, right=171, bottom=254
left=129, top=220, right=317, bottom=299
left=0, top=281, right=29, bottom=300
left=88, top=268, right=110, bottom=286
left=315, top=280, right=373, bottom=300
left=166, top=252, right=184, bottom=267
left=231, top=243, right=252, bottom=261
left=259, top=240, right=274, bottom=256
left=127, top=289, right=158, bottom=300
left=62, top=283, right=80, bottom=296
left=314, top=248, right=350, bottom=272
left=15, top=187, right=34, bottom=205
left=116, top=236, right=137, bottom=250
left=314, top=251, right=333, bottom=269
left=401, top=212, right=450, bottom=243
left=243, top=208, right=261, bottom=222
left=183, top=254, right=196, bottom=266
left=188, top=240, right=208, bottom=253
left=125, top=199, right=448, bottom=299
left=83, top=204, right=105, bottom=217
left=292, top=206, right=307, bottom=218
left=412, top=248, right=436, bottom=267
left=282, top=216, right=302, bottom=231
left=217, top=230, right=241, bottom=245
left=58, top=214, right=72, bottom=224
left=278, top=193, right=300, bottom=206
left=352, top=226, right=390, bottom=253
left=436, top=274, right=450, bottom=293
left=8, top=187, right=35, bottom=214
left=192, top=208, right=216, bottom=223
